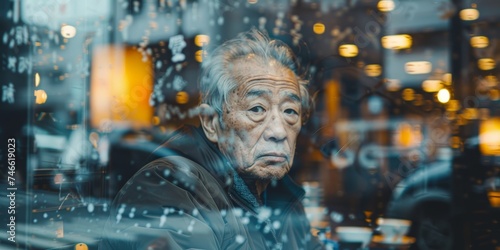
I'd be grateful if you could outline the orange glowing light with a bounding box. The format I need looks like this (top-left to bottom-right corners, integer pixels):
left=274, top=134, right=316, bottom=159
left=313, top=23, right=326, bottom=35
left=90, top=46, right=153, bottom=129
left=194, top=35, right=210, bottom=47
left=381, top=34, right=412, bottom=50
left=34, top=90, right=48, bottom=104
left=479, top=118, right=500, bottom=155
left=339, top=44, right=358, bottom=57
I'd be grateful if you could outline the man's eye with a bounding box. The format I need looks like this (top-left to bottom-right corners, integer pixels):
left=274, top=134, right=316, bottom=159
left=249, top=106, right=265, bottom=113
left=284, top=108, right=299, bottom=115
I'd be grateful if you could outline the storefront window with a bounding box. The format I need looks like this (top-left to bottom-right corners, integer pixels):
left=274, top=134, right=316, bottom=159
left=1, top=0, right=499, bottom=249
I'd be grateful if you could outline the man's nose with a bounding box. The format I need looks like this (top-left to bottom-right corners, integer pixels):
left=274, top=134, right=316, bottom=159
left=263, top=112, right=287, bottom=142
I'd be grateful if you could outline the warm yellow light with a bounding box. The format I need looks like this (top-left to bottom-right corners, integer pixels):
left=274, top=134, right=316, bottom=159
left=61, top=25, right=77, bottom=38
left=194, top=35, right=210, bottom=47
left=479, top=118, right=500, bottom=155
left=490, top=89, right=500, bottom=100
left=470, top=36, right=489, bottom=48
left=364, top=64, right=382, bottom=77
left=313, top=23, right=326, bottom=35
left=385, top=79, right=401, bottom=91
left=485, top=75, right=498, bottom=86
left=488, top=191, right=500, bottom=207
left=460, top=8, right=479, bottom=21
left=479, top=108, right=490, bottom=120
left=405, top=61, right=432, bottom=74
left=478, top=58, right=495, bottom=70
left=394, top=123, right=422, bottom=148
left=463, top=108, right=478, bottom=120
left=377, top=0, right=395, bottom=12
left=339, top=44, right=358, bottom=57
left=90, top=46, right=153, bottom=129
left=381, top=34, right=412, bottom=50
left=34, top=90, right=48, bottom=104
left=195, top=50, right=206, bottom=63
left=402, top=88, right=415, bottom=101
left=35, top=73, right=40, bottom=87
left=422, top=80, right=442, bottom=92
left=176, top=91, right=189, bottom=104
left=446, top=100, right=460, bottom=111
left=437, top=88, right=450, bottom=103
left=152, top=116, right=160, bottom=125
left=442, top=73, right=452, bottom=85
left=248, top=0, right=258, bottom=4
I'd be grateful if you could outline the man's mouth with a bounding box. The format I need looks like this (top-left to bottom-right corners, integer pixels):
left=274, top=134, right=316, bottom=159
left=258, top=153, right=287, bottom=163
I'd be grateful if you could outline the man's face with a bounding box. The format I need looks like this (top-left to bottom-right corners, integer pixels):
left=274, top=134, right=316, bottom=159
left=216, top=58, right=302, bottom=181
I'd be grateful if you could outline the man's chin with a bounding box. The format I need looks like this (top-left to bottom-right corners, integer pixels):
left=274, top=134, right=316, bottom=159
left=256, top=168, right=288, bottom=181
left=239, top=169, right=287, bottom=181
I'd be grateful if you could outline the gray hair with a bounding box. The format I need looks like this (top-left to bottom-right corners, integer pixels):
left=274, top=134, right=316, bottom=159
left=199, top=28, right=310, bottom=123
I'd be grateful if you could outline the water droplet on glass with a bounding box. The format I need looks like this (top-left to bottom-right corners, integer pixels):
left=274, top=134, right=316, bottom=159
left=43, top=213, right=48, bottom=218
left=241, top=216, right=250, bottom=224
left=236, top=235, right=245, bottom=244
left=87, top=203, right=95, bottom=213
left=159, top=215, right=167, bottom=227
left=116, top=214, right=122, bottom=223
left=217, top=17, right=224, bottom=25
left=330, top=211, right=344, bottom=223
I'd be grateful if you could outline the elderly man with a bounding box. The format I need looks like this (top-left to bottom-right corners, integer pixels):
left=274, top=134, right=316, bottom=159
left=99, top=29, right=324, bottom=250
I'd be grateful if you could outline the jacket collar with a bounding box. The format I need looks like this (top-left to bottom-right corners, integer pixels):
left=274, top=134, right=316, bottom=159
left=157, top=125, right=305, bottom=214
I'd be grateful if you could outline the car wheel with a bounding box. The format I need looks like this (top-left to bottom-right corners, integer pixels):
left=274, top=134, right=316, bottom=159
left=414, top=204, right=453, bottom=250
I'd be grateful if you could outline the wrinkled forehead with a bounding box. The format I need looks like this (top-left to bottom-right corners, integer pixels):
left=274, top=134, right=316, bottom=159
left=229, top=55, right=298, bottom=86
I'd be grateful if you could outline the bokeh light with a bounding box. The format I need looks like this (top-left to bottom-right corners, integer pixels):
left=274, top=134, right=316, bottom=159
left=60, top=25, right=77, bottom=38
left=339, top=44, right=358, bottom=57
left=313, top=23, right=325, bottom=35
left=437, top=88, right=451, bottom=103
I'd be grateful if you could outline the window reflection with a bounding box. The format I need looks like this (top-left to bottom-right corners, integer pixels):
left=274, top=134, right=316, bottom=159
left=0, top=0, right=499, bottom=249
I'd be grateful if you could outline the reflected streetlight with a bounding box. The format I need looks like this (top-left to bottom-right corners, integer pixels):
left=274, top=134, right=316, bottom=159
left=470, top=36, right=489, bottom=48
left=339, top=44, right=358, bottom=57
left=460, top=8, right=479, bottom=21
left=364, top=64, right=382, bottom=77
left=313, top=23, right=325, bottom=35
left=402, top=88, right=415, bottom=101
left=437, top=88, right=450, bottom=103
left=405, top=61, right=432, bottom=74
left=381, top=35, right=412, bottom=50
left=34, top=90, right=48, bottom=104
left=194, top=35, right=210, bottom=47
left=61, top=25, right=77, bottom=38
left=478, top=58, right=495, bottom=70
left=422, top=80, right=442, bottom=92
left=377, top=0, right=395, bottom=12
left=35, top=73, right=40, bottom=87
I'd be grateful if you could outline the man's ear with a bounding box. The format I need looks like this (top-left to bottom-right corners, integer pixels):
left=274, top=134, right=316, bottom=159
left=199, top=103, right=219, bottom=143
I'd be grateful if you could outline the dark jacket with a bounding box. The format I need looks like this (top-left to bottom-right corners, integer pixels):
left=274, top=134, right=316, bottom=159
left=99, top=126, right=324, bottom=250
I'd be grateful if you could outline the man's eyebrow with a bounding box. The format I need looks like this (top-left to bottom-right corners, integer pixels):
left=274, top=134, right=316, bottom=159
left=245, top=89, right=271, bottom=98
left=284, top=92, right=301, bottom=103
left=245, top=90, right=301, bottom=103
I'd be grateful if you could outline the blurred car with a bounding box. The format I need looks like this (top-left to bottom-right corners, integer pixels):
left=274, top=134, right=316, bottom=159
left=385, top=159, right=453, bottom=250
left=386, top=138, right=500, bottom=250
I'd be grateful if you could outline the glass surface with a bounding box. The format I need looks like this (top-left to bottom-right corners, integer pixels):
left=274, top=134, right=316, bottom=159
left=1, top=0, right=499, bottom=249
